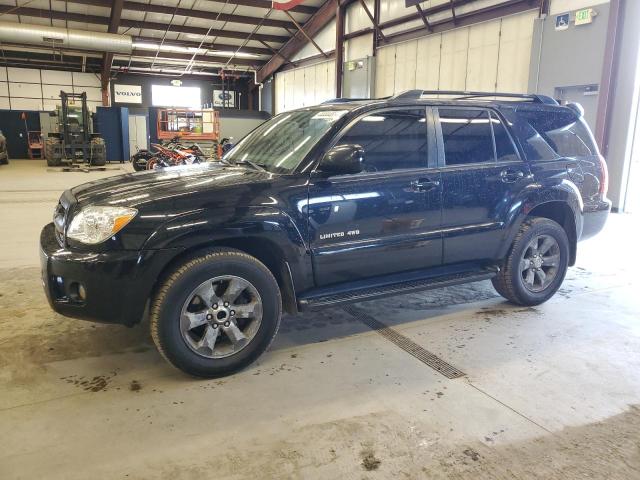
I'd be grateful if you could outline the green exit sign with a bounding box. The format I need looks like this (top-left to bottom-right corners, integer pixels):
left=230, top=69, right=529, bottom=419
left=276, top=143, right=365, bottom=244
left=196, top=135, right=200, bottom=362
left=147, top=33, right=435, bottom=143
left=575, top=8, right=593, bottom=25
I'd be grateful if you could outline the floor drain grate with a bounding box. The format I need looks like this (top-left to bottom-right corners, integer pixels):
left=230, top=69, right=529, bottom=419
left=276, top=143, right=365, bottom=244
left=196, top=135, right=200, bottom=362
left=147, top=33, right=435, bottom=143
left=344, top=306, right=466, bottom=379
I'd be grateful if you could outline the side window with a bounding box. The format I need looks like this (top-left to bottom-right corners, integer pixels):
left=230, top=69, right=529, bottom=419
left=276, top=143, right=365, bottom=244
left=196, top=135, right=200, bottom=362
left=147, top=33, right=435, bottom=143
left=335, top=109, right=427, bottom=172
left=491, top=112, right=520, bottom=162
left=521, top=110, right=596, bottom=159
left=439, top=108, right=495, bottom=166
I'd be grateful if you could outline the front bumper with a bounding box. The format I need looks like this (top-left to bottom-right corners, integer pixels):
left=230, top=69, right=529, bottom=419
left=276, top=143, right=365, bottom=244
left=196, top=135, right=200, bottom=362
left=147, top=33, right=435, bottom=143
left=40, top=223, right=180, bottom=326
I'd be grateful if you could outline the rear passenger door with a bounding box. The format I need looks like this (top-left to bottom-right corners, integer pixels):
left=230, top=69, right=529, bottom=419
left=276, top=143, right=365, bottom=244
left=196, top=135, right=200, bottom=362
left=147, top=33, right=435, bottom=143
left=436, top=107, right=531, bottom=264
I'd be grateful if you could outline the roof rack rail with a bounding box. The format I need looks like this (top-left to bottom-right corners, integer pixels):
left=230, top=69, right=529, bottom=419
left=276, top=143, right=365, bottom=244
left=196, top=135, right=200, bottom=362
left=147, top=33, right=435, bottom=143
left=321, top=98, right=363, bottom=104
left=390, top=90, right=558, bottom=105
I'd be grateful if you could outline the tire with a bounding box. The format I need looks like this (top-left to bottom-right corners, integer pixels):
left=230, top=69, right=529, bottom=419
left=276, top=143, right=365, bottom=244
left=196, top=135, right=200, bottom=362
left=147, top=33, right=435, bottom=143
left=45, top=138, right=62, bottom=167
left=150, top=248, right=282, bottom=378
left=90, top=138, right=106, bottom=166
left=492, top=217, right=569, bottom=306
left=132, top=152, right=151, bottom=171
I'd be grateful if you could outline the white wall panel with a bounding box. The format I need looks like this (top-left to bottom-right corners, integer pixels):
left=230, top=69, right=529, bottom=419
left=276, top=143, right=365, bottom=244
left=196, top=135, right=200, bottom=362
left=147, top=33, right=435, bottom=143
left=303, top=65, right=317, bottom=106
left=375, top=44, right=396, bottom=97
left=549, top=0, right=608, bottom=15
left=346, top=0, right=374, bottom=34
left=325, top=61, right=336, bottom=101
left=9, top=82, right=42, bottom=99
left=415, top=34, right=442, bottom=90
left=316, top=61, right=334, bottom=103
left=465, top=19, right=500, bottom=91
left=370, top=9, right=537, bottom=96
left=7, top=67, right=41, bottom=83
left=78, top=86, right=103, bottom=102
left=41, top=69, right=73, bottom=85
left=345, top=34, right=373, bottom=61
left=275, top=73, right=285, bottom=114
left=87, top=101, right=102, bottom=113
left=394, top=40, right=418, bottom=92
left=0, top=82, right=8, bottom=97
left=0, top=67, right=7, bottom=82
left=10, top=98, right=43, bottom=110
left=292, top=20, right=336, bottom=62
left=439, top=28, right=469, bottom=90
left=43, top=100, right=59, bottom=112
left=293, top=67, right=306, bottom=107
left=42, top=84, right=67, bottom=100
left=274, top=60, right=336, bottom=113
left=496, top=10, right=537, bottom=92
left=0, top=97, right=10, bottom=109
left=73, top=72, right=101, bottom=88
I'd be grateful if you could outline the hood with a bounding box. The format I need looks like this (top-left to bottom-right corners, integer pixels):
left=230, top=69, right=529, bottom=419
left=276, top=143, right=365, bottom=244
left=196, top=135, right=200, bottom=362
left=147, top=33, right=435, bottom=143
left=70, top=163, right=274, bottom=208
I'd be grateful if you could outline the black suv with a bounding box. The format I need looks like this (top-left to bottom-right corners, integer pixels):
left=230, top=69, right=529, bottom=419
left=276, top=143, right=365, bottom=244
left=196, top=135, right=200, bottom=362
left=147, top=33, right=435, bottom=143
left=40, top=90, right=610, bottom=377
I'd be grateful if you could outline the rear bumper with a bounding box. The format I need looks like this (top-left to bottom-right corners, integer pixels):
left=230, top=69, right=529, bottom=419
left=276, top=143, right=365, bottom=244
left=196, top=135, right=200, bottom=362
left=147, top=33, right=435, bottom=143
left=580, top=199, right=611, bottom=241
left=40, top=223, right=180, bottom=326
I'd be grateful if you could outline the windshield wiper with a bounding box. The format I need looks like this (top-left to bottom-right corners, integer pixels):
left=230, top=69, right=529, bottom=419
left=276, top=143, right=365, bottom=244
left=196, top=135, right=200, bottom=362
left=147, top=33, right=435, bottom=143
left=234, top=159, right=267, bottom=172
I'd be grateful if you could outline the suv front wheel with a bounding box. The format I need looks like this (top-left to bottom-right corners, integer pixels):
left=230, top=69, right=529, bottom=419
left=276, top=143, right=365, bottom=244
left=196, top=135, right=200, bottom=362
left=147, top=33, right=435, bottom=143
left=492, top=217, right=569, bottom=306
left=151, top=248, right=282, bottom=377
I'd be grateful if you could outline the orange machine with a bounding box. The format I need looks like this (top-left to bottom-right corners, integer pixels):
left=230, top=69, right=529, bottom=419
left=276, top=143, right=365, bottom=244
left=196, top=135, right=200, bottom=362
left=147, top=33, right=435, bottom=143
left=27, top=131, right=43, bottom=159
left=156, top=109, right=220, bottom=141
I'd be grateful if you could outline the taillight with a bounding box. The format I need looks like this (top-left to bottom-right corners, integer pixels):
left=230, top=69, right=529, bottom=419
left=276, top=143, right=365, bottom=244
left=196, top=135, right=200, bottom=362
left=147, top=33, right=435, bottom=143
left=599, top=155, right=609, bottom=197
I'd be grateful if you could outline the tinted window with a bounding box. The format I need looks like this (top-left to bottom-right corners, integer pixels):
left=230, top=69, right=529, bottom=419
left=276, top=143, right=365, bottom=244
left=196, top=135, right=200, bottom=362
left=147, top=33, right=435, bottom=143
left=520, top=110, right=597, bottom=159
left=439, top=109, right=495, bottom=165
left=491, top=112, right=519, bottom=162
left=335, top=109, right=427, bottom=172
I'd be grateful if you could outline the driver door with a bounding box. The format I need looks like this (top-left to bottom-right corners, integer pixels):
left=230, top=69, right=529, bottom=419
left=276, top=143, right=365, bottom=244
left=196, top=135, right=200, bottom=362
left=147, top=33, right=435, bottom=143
left=307, top=108, right=443, bottom=287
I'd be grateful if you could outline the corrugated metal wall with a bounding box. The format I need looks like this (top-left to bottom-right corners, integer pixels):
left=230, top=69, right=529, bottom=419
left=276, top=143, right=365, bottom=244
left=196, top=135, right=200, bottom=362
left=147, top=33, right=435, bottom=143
left=375, top=10, right=538, bottom=97
left=274, top=60, right=335, bottom=114
left=0, top=67, right=103, bottom=111
left=273, top=6, right=538, bottom=112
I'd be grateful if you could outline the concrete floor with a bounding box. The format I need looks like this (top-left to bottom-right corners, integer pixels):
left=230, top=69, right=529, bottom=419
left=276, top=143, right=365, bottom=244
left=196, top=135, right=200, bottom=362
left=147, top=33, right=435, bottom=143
left=1, top=159, right=639, bottom=479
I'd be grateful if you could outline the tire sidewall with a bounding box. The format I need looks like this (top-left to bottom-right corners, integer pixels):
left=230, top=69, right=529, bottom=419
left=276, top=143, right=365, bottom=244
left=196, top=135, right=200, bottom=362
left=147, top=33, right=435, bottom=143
left=509, top=220, right=569, bottom=305
left=155, top=254, right=281, bottom=377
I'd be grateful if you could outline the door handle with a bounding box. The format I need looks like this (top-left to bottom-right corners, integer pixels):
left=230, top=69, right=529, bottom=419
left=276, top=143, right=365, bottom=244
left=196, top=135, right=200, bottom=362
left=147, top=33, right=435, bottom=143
left=499, top=169, right=525, bottom=183
left=410, top=178, right=440, bottom=192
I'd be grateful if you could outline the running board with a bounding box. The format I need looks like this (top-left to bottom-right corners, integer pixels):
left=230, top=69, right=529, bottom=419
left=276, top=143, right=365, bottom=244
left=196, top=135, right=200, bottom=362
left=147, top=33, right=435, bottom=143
left=298, top=269, right=497, bottom=310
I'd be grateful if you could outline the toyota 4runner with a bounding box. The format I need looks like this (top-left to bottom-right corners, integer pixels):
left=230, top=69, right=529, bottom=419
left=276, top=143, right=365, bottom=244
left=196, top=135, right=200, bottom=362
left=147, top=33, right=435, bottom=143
left=40, top=90, right=611, bottom=377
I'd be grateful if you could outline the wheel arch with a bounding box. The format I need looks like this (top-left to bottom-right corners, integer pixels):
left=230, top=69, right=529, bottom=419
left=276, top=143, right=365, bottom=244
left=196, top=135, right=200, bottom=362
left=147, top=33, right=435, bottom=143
left=161, top=237, right=299, bottom=314
left=143, top=208, right=311, bottom=318
left=525, top=201, right=578, bottom=265
left=499, top=184, right=583, bottom=266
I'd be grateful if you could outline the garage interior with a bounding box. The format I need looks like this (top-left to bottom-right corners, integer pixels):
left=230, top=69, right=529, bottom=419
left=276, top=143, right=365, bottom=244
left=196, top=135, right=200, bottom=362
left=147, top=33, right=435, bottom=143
left=1, top=0, right=640, bottom=478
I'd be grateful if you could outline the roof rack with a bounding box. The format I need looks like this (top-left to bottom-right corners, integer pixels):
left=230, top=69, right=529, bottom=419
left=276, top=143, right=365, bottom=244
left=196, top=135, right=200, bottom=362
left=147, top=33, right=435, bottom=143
left=390, top=90, right=558, bottom=105
left=321, top=98, right=364, bottom=104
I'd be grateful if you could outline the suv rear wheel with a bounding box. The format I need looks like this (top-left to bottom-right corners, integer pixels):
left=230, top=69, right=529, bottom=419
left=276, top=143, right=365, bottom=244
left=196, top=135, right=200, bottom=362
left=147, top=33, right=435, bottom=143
left=150, top=248, right=282, bottom=377
left=492, top=217, right=569, bottom=306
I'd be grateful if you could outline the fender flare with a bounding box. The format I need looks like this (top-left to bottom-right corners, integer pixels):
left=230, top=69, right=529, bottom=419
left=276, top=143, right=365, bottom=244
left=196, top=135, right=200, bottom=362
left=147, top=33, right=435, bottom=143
left=497, top=180, right=583, bottom=261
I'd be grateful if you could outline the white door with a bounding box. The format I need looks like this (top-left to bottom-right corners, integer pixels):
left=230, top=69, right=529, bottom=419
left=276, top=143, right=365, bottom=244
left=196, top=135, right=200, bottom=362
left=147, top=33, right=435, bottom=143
left=128, top=115, right=148, bottom=158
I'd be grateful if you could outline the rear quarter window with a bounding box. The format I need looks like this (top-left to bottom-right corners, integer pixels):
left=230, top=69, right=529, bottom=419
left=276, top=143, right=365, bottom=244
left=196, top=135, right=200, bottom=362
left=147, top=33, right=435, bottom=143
left=519, top=109, right=597, bottom=160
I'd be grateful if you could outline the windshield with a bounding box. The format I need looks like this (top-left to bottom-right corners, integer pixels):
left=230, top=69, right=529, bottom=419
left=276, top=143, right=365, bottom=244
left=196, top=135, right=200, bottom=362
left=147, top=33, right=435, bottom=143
left=224, top=109, right=348, bottom=173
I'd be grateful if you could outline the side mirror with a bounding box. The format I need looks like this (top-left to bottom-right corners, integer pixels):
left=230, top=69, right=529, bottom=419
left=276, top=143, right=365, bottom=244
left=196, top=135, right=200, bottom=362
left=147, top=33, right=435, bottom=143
left=318, top=144, right=364, bottom=175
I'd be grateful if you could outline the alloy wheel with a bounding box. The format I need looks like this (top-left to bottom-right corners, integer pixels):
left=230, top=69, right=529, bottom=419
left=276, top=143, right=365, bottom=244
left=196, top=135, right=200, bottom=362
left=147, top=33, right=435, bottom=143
left=180, top=275, right=263, bottom=359
left=519, top=234, right=561, bottom=293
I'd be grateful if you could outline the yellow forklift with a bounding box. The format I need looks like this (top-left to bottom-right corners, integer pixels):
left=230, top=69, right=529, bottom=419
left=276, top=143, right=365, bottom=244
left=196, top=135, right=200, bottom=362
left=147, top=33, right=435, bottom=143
left=44, top=91, right=106, bottom=167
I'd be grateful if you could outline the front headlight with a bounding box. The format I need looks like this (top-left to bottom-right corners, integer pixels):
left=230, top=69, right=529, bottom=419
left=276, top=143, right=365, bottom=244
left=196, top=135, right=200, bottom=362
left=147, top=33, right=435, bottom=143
left=67, top=206, right=138, bottom=245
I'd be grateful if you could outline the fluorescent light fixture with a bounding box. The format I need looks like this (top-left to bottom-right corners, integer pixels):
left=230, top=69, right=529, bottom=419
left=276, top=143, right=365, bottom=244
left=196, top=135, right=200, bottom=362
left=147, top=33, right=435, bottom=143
left=132, top=42, right=260, bottom=58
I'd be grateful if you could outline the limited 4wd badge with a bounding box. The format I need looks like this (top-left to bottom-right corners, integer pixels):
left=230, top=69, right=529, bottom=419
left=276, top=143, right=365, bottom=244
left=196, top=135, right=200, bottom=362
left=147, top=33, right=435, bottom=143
left=319, top=229, right=360, bottom=240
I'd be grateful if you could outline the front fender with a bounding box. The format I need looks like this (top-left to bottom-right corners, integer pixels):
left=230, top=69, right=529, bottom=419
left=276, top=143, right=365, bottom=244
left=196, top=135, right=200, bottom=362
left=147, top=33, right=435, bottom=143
left=497, top=180, right=583, bottom=260
left=141, top=205, right=313, bottom=292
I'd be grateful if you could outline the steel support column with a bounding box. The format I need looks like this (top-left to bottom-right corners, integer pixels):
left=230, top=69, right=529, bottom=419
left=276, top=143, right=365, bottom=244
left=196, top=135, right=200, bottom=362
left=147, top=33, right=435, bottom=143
left=595, top=0, right=624, bottom=155
left=335, top=1, right=345, bottom=97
